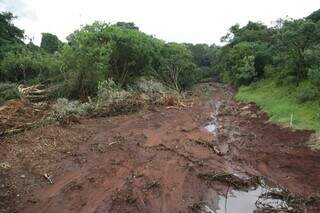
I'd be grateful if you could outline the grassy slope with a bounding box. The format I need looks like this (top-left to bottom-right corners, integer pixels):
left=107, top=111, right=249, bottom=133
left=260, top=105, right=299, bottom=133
left=236, top=80, right=320, bottom=132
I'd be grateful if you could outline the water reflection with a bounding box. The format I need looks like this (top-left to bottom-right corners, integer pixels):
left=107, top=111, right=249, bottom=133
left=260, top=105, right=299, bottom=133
left=204, top=101, right=221, bottom=136
left=203, top=183, right=295, bottom=213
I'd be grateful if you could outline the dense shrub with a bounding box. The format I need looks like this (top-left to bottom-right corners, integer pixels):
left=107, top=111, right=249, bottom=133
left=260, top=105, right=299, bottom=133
left=308, top=67, right=320, bottom=88
left=129, top=77, right=172, bottom=94
left=40, top=33, right=62, bottom=53
left=296, top=85, right=318, bottom=103
left=96, top=79, right=130, bottom=107
left=105, top=26, right=164, bottom=86
left=0, top=83, right=20, bottom=105
left=154, top=43, right=199, bottom=91
left=0, top=49, right=61, bottom=83
left=50, top=98, right=94, bottom=121
left=60, top=24, right=112, bottom=99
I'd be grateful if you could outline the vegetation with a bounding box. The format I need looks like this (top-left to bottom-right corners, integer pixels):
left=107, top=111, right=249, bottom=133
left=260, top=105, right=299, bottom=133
left=215, top=10, right=320, bottom=131
left=237, top=80, right=320, bottom=131
left=0, top=16, right=200, bottom=101
left=1, top=8, right=320, bottom=131
left=0, top=83, right=20, bottom=105
left=40, top=33, right=62, bottom=53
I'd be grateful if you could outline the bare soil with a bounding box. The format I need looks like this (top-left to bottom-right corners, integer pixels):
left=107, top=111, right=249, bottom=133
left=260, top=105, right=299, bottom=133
left=1, top=83, right=319, bottom=213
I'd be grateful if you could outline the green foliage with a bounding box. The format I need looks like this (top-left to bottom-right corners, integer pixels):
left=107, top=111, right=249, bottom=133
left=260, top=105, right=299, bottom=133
left=222, top=21, right=272, bottom=44
left=273, top=19, right=320, bottom=82
left=305, top=45, right=320, bottom=91
left=60, top=23, right=112, bottom=99
left=235, top=55, right=255, bottom=86
left=0, top=12, right=24, bottom=44
left=307, top=9, right=320, bottom=22
left=0, top=83, right=20, bottom=105
left=0, top=48, right=61, bottom=83
left=130, top=77, right=172, bottom=94
left=40, top=33, right=62, bottom=53
left=185, top=43, right=217, bottom=79
left=1, top=15, right=202, bottom=99
left=50, top=98, right=94, bottom=121
left=237, top=80, right=320, bottom=132
left=114, top=22, right=139, bottom=30
left=0, top=12, right=24, bottom=59
left=296, top=82, right=319, bottom=103
left=185, top=43, right=210, bottom=67
left=218, top=21, right=272, bottom=86
left=96, top=79, right=130, bottom=107
left=219, top=42, right=262, bottom=86
left=308, top=67, right=320, bottom=88
left=154, top=43, right=198, bottom=91
left=106, top=26, right=164, bottom=86
left=64, top=22, right=165, bottom=91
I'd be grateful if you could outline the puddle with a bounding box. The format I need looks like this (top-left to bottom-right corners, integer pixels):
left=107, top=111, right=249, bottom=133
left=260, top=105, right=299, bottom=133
left=202, top=181, right=302, bottom=213
left=216, top=186, right=289, bottom=213
left=205, top=123, right=217, bottom=134
left=204, top=101, right=221, bottom=136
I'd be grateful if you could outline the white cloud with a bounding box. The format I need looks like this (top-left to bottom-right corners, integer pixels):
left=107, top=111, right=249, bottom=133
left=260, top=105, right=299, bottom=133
left=1, top=0, right=320, bottom=45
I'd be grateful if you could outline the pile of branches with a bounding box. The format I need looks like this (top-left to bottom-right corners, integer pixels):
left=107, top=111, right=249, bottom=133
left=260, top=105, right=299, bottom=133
left=93, top=93, right=147, bottom=117
left=18, top=84, right=51, bottom=102
left=0, top=99, right=51, bottom=136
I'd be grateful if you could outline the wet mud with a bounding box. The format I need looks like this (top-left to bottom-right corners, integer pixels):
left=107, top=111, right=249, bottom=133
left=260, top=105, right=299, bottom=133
left=0, top=83, right=319, bottom=213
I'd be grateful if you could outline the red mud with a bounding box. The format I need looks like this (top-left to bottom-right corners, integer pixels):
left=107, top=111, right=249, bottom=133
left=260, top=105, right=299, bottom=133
left=0, top=83, right=319, bottom=213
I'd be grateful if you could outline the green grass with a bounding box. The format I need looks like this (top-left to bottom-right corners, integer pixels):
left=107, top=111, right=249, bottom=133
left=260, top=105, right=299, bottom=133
left=236, top=79, right=320, bottom=132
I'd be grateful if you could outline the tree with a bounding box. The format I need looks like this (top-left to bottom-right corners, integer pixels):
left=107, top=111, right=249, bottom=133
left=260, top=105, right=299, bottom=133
left=274, top=19, right=320, bottom=83
left=105, top=26, right=163, bottom=86
left=305, top=45, right=320, bottom=91
left=61, top=25, right=111, bottom=99
left=0, top=12, right=24, bottom=59
left=0, top=12, right=24, bottom=44
left=221, top=22, right=272, bottom=45
left=219, top=42, right=259, bottom=86
left=155, top=43, right=198, bottom=91
left=306, top=9, right=320, bottom=22
left=185, top=43, right=210, bottom=67
left=216, top=21, right=273, bottom=86
left=40, top=33, right=62, bottom=53
left=0, top=48, right=61, bottom=83
left=114, top=22, right=139, bottom=30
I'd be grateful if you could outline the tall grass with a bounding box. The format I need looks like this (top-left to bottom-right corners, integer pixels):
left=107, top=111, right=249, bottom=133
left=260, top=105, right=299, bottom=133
left=236, top=79, right=320, bottom=132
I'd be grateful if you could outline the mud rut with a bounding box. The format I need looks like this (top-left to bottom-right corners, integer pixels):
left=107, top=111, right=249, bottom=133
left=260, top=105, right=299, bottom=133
left=1, top=83, right=320, bottom=213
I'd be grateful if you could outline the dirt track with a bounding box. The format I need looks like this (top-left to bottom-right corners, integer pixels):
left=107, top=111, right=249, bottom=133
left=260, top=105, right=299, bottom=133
left=1, top=83, right=320, bottom=213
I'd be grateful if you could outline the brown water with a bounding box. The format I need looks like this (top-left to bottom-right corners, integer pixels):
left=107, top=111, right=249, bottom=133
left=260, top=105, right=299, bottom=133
left=202, top=182, right=299, bottom=213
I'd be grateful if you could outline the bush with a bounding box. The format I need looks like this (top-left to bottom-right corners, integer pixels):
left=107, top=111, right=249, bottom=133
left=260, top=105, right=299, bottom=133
left=155, top=43, right=199, bottom=91
left=96, top=79, right=131, bottom=107
left=0, top=49, right=61, bottom=83
left=0, top=83, right=20, bottom=105
left=129, top=77, right=172, bottom=94
left=60, top=25, right=111, bottom=99
left=234, top=55, right=256, bottom=86
left=276, top=73, right=298, bottom=86
left=296, top=83, right=319, bottom=103
left=50, top=98, right=94, bottom=121
left=308, top=67, right=320, bottom=88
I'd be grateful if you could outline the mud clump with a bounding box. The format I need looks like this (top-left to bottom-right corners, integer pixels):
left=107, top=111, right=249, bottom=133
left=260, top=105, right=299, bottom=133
left=197, top=171, right=261, bottom=190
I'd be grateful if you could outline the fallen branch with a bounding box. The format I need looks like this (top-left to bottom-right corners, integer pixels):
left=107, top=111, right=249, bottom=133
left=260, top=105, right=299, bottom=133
left=44, top=173, right=53, bottom=184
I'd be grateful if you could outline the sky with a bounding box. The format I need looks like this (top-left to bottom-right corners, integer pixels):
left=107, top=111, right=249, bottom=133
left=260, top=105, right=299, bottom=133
left=1, top=0, right=320, bottom=45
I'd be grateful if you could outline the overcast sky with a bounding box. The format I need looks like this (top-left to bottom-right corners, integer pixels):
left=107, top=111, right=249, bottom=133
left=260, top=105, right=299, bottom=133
left=1, top=0, right=320, bottom=45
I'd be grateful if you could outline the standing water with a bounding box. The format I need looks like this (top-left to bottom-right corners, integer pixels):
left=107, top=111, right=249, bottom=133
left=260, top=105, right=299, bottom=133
left=204, top=101, right=221, bottom=136
left=202, top=181, right=303, bottom=213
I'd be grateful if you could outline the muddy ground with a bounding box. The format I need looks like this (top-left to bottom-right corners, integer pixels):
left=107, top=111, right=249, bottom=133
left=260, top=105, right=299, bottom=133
left=1, top=83, right=320, bottom=213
